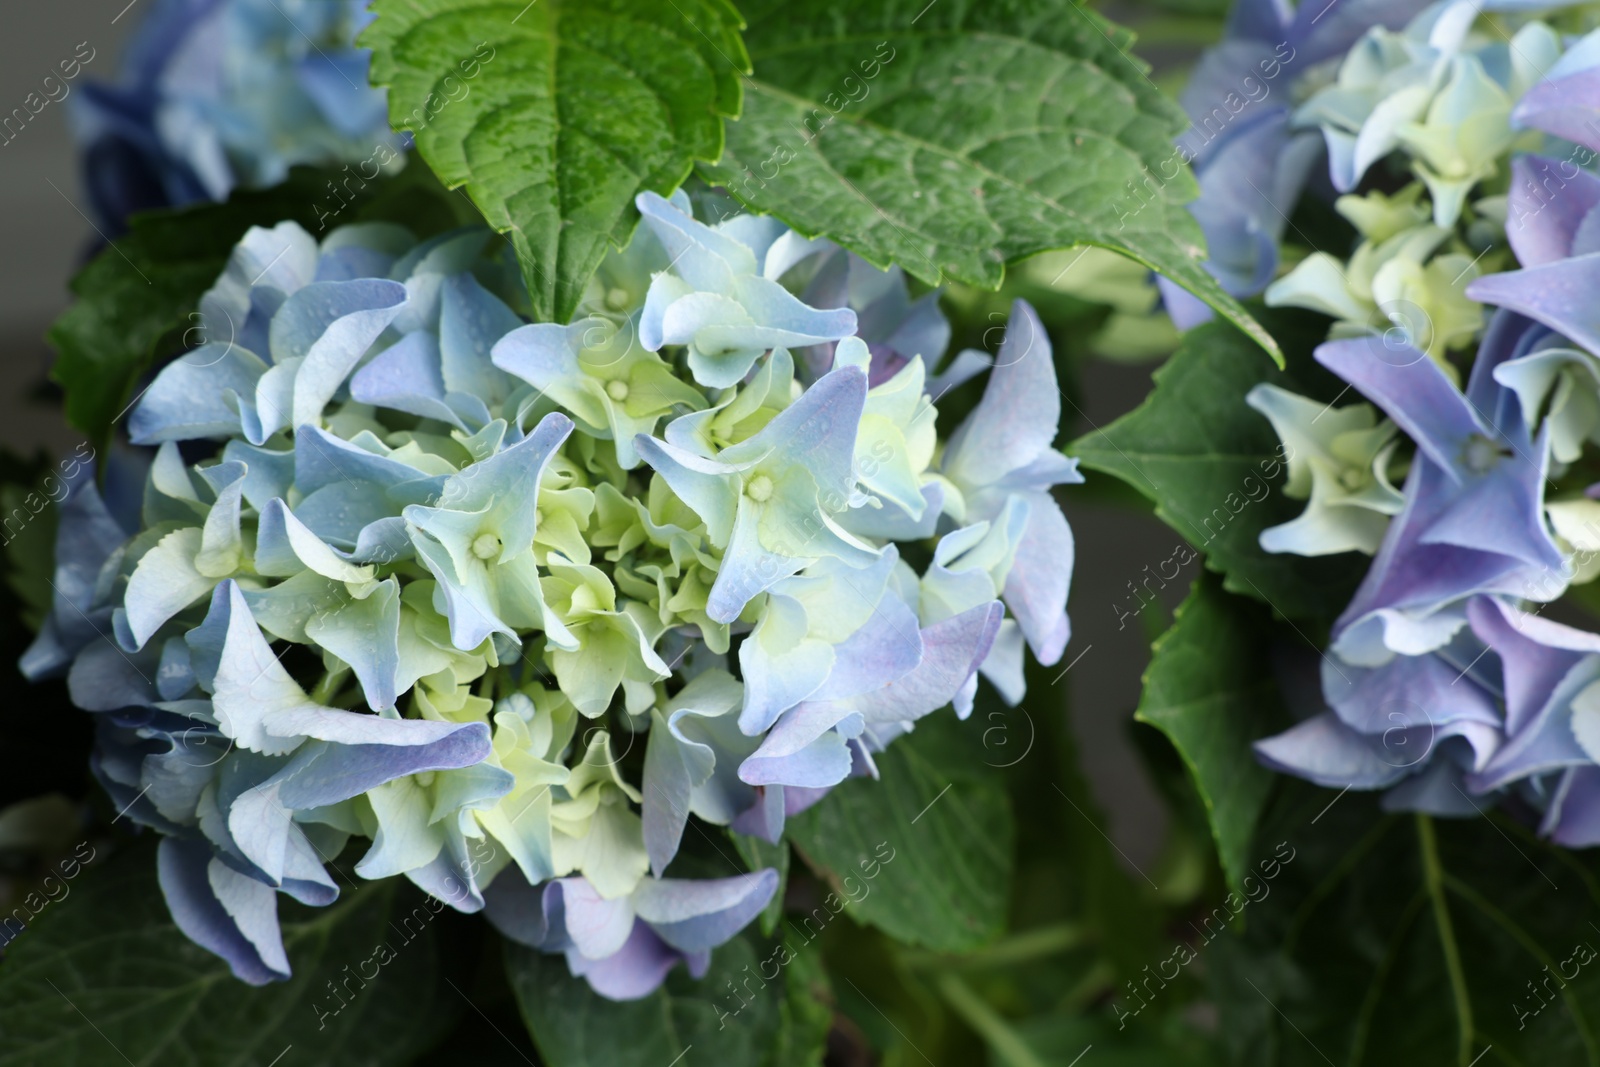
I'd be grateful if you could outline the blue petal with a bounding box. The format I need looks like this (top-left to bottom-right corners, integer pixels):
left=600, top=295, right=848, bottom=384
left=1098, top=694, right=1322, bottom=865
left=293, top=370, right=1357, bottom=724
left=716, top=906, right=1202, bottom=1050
left=1512, top=67, right=1600, bottom=153
left=209, top=581, right=319, bottom=755
left=124, top=528, right=217, bottom=649
left=737, top=594, right=834, bottom=736
left=268, top=279, right=407, bottom=428
left=22, top=464, right=129, bottom=679
left=439, top=273, right=519, bottom=403
left=705, top=498, right=806, bottom=624
left=294, top=483, right=402, bottom=548
left=808, top=593, right=923, bottom=702
left=635, top=191, right=750, bottom=289
left=1505, top=154, right=1600, bottom=268
left=1253, top=712, right=1413, bottom=789
left=349, top=330, right=465, bottom=428
left=728, top=784, right=786, bottom=842
left=1322, top=646, right=1499, bottom=740
left=1002, top=492, right=1075, bottom=665
left=294, top=50, right=388, bottom=138
left=641, top=708, right=703, bottom=877
left=1469, top=596, right=1600, bottom=735
left=1314, top=337, right=1484, bottom=475
left=482, top=872, right=559, bottom=949
left=1291, top=0, right=1431, bottom=65
left=632, top=870, right=778, bottom=953
left=1543, top=767, right=1600, bottom=847
left=303, top=579, right=402, bottom=711
left=1332, top=460, right=1552, bottom=661
left=944, top=301, right=1059, bottom=486
left=723, top=364, right=866, bottom=496
left=633, top=435, right=744, bottom=546
left=851, top=602, right=1003, bottom=725
left=67, top=639, right=160, bottom=712
left=294, top=424, right=432, bottom=495
left=1467, top=253, right=1600, bottom=358
left=739, top=701, right=858, bottom=788
left=567, top=921, right=683, bottom=1001
left=157, top=836, right=289, bottom=985
left=554, top=878, right=636, bottom=959
left=129, top=344, right=268, bottom=444
left=255, top=499, right=372, bottom=582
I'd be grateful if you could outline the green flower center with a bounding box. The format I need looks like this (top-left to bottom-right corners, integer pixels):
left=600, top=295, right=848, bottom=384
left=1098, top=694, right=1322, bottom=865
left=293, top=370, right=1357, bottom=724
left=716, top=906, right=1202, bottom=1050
left=606, top=379, right=630, bottom=401
left=1461, top=434, right=1503, bottom=474
left=605, top=287, right=630, bottom=311
left=472, top=533, right=501, bottom=560
left=746, top=474, right=774, bottom=502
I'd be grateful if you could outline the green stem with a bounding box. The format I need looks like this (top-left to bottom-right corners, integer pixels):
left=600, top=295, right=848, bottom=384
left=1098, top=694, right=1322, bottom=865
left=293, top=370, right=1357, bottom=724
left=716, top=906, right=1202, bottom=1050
left=901, top=923, right=1086, bottom=972
left=1417, top=814, right=1473, bottom=1065
left=935, top=973, right=1048, bottom=1067
left=310, top=668, right=345, bottom=706
left=1058, top=960, right=1116, bottom=1016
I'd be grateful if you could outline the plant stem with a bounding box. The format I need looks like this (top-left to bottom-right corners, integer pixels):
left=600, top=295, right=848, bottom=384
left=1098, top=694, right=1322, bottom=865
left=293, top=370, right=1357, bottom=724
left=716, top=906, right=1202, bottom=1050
left=1417, top=813, right=1473, bottom=1066
left=935, top=973, right=1048, bottom=1067
left=901, top=923, right=1086, bottom=972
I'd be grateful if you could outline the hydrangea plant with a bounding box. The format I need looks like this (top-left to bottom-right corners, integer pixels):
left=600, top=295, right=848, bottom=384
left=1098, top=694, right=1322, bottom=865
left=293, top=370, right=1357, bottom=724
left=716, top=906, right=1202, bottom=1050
left=35, top=0, right=1600, bottom=1058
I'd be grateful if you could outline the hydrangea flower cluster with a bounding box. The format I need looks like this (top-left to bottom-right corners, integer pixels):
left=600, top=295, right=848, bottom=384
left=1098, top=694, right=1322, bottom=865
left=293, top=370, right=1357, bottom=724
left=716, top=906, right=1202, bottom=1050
left=1162, top=0, right=1582, bottom=326
left=1157, top=0, right=1438, bottom=325
left=1186, top=0, right=1600, bottom=843
left=24, top=191, right=1078, bottom=994
left=74, top=0, right=403, bottom=230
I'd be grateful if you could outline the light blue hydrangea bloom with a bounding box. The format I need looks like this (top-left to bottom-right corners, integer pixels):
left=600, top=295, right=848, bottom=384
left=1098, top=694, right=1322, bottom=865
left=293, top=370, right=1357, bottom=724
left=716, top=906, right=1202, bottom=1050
left=30, top=192, right=1081, bottom=998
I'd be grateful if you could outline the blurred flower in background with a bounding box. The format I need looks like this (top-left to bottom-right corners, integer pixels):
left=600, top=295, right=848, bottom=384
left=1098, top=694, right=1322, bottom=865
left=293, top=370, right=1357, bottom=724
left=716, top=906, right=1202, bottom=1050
left=72, top=0, right=404, bottom=232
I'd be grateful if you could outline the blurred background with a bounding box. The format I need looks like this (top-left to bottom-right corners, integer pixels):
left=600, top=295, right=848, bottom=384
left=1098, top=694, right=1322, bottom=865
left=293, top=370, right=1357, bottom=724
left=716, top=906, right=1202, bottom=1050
left=0, top=0, right=135, bottom=457
left=0, top=0, right=1220, bottom=912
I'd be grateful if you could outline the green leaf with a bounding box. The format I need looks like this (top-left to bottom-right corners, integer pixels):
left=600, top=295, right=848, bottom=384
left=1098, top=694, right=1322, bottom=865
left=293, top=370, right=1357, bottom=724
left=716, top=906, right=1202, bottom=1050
left=49, top=164, right=475, bottom=449
left=788, top=713, right=1014, bottom=953
left=0, top=841, right=461, bottom=1066
left=1210, top=785, right=1600, bottom=1067
left=699, top=0, right=1280, bottom=364
left=506, top=929, right=829, bottom=1067
left=1070, top=314, right=1367, bottom=620
left=1136, top=575, right=1285, bottom=897
left=364, top=0, right=747, bottom=323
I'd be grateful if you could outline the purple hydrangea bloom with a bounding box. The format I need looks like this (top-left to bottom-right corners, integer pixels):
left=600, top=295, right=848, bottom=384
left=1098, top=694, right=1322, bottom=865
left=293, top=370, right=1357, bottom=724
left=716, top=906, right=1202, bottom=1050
left=1256, top=595, right=1600, bottom=838
left=1313, top=320, right=1564, bottom=666
left=1253, top=130, right=1600, bottom=840
left=1158, top=0, right=1438, bottom=325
